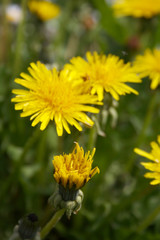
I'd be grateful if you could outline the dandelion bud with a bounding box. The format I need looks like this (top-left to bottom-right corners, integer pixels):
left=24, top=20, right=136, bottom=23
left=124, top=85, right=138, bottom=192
left=9, top=214, right=40, bottom=240
left=18, top=213, right=39, bottom=239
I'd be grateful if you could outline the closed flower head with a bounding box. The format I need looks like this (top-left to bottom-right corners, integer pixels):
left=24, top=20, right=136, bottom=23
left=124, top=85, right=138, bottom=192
left=134, top=136, right=160, bottom=185
left=11, top=62, right=101, bottom=136
left=112, top=0, right=160, bottom=18
left=133, top=49, right=160, bottom=90
left=65, top=51, right=141, bottom=101
left=52, top=142, right=100, bottom=190
left=28, top=0, right=60, bottom=21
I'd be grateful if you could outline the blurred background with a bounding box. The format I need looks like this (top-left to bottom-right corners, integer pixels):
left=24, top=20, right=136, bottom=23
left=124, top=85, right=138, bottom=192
left=0, top=0, right=160, bottom=239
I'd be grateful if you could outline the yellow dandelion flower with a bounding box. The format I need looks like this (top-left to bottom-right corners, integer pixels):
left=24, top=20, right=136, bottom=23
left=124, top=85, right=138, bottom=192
left=52, top=142, right=100, bottom=190
left=65, top=51, right=141, bottom=101
left=28, top=0, right=60, bottom=21
left=133, top=49, right=160, bottom=90
left=134, top=136, right=160, bottom=185
left=112, top=0, right=160, bottom=18
left=11, top=61, right=102, bottom=136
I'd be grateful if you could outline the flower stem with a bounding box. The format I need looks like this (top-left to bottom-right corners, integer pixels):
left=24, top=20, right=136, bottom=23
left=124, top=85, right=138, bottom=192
left=88, top=125, right=97, bottom=150
left=137, top=203, right=160, bottom=232
left=57, top=135, right=64, bottom=154
left=0, top=0, right=10, bottom=64
left=13, top=0, right=27, bottom=76
left=40, top=208, right=65, bottom=239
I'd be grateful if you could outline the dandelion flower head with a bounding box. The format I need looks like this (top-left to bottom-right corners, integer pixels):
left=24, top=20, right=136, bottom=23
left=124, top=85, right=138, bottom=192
left=133, top=49, right=160, bottom=90
left=112, top=0, right=160, bottom=18
left=11, top=62, right=101, bottom=136
left=53, top=142, right=100, bottom=190
left=28, top=0, right=60, bottom=21
left=134, top=136, right=160, bottom=185
left=65, top=51, right=141, bottom=101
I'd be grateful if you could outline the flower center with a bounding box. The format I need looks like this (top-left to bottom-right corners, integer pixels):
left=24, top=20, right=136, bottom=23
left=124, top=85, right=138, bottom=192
left=36, top=80, right=76, bottom=112
left=86, top=64, right=108, bottom=86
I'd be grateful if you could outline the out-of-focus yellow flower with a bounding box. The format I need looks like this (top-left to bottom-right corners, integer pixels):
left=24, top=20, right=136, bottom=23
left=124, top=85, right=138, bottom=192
left=133, top=49, right=160, bottom=90
left=28, top=0, right=60, bottom=21
left=134, top=136, right=160, bottom=185
left=53, top=142, right=100, bottom=190
left=11, top=62, right=102, bottom=136
left=65, top=51, right=141, bottom=101
left=112, top=0, right=160, bottom=18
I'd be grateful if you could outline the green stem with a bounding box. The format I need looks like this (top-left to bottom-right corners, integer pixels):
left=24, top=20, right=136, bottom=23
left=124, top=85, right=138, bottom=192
left=137, top=203, right=160, bottom=232
left=13, top=0, right=27, bottom=76
left=53, top=0, right=76, bottom=65
left=88, top=125, right=97, bottom=150
left=0, top=0, right=10, bottom=64
left=126, top=91, right=157, bottom=172
left=40, top=208, right=65, bottom=239
left=57, top=135, right=64, bottom=154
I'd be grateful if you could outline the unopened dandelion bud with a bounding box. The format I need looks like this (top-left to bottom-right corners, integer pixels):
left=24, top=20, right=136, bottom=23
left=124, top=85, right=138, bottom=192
left=101, top=96, right=119, bottom=129
left=109, top=107, right=118, bottom=128
left=101, top=109, right=109, bottom=127
left=18, top=213, right=39, bottom=239
left=92, top=115, right=106, bottom=137
left=9, top=214, right=40, bottom=240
